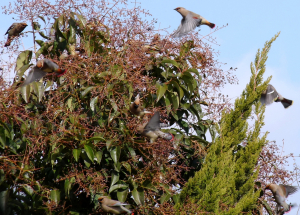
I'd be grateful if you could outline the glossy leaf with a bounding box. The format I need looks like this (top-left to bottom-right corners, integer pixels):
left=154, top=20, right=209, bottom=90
left=110, top=146, right=121, bottom=164
left=84, top=145, right=94, bottom=162
left=50, top=190, right=60, bottom=204
left=111, top=171, right=119, bottom=186
left=109, top=184, right=128, bottom=193
left=132, top=188, right=145, bottom=206
left=20, top=84, right=31, bottom=103
left=90, top=96, right=98, bottom=111
left=160, top=193, right=171, bottom=204
left=81, top=86, right=94, bottom=97
left=161, top=59, right=179, bottom=68
left=15, top=50, right=32, bottom=74
left=72, top=149, right=80, bottom=162
left=117, top=188, right=129, bottom=203
left=156, top=83, right=167, bottom=102
left=95, top=150, right=103, bottom=164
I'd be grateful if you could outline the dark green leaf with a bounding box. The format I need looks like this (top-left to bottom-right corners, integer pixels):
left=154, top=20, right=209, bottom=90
left=95, top=150, right=103, bottom=165
left=50, top=190, right=60, bottom=204
left=84, top=145, right=94, bottom=162
left=20, top=84, right=31, bottom=103
left=117, top=188, right=129, bottom=203
left=132, top=188, right=145, bottom=205
left=109, top=184, right=128, bottom=193
left=72, top=149, right=81, bottom=162
left=161, top=59, right=179, bottom=68
left=81, top=86, right=94, bottom=97
left=160, top=193, right=171, bottom=204
left=111, top=171, right=119, bottom=186
left=110, top=146, right=121, bottom=164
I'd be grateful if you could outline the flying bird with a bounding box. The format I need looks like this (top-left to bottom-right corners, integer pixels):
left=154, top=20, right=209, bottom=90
left=137, top=112, right=174, bottom=143
left=5, top=23, right=28, bottom=47
left=22, top=59, right=66, bottom=87
left=130, top=94, right=152, bottom=116
left=172, top=7, right=215, bottom=38
left=260, top=84, right=293, bottom=109
left=265, top=184, right=298, bottom=213
left=98, top=196, right=132, bottom=214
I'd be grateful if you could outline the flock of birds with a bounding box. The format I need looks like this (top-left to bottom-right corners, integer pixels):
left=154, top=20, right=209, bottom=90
left=3, top=6, right=296, bottom=215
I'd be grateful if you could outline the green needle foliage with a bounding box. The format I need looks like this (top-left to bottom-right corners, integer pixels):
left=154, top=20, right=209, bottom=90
left=176, top=33, right=280, bottom=214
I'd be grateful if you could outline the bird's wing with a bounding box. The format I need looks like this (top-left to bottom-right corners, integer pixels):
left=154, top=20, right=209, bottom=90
left=5, top=23, right=17, bottom=35
left=280, top=184, right=298, bottom=197
left=144, top=112, right=161, bottom=132
left=42, top=59, right=59, bottom=72
left=21, top=67, right=47, bottom=87
left=172, top=13, right=201, bottom=38
left=112, top=202, right=129, bottom=207
left=260, top=84, right=279, bottom=105
left=102, top=204, right=123, bottom=214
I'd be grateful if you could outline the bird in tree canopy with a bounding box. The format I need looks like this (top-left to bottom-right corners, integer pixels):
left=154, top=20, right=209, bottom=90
left=260, top=84, right=293, bottom=109
left=22, top=59, right=67, bottom=87
left=5, top=23, right=28, bottom=47
left=129, top=94, right=152, bottom=117
left=265, top=184, right=298, bottom=213
left=98, top=196, right=132, bottom=214
left=137, top=112, right=174, bottom=143
left=172, top=7, right=215, bottom=38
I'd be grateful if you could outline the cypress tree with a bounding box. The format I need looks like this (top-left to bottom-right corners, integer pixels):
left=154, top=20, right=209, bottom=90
left=176, top=33, right=280, bottom=214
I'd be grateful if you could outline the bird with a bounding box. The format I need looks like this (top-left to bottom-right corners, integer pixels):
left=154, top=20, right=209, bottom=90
left=265, top=184, right=298, bottom=213
left=172, top=7, right=215, bottom=38
left=4, top=23, right=28, bottom=47
left=260, top=84, right=293, bottom=109
left=98, top=196, right=132, bottom=214
left=129, top=94, right=152, bottom=116
left=21, top=59, right=67, bottom=87
left=137, top=112, right=174, bottom=143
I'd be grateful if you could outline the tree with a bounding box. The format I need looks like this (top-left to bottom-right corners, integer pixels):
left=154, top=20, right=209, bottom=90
left=0, top=3, right=230, bottom=214
left=175, top=33, right=281, bottom=214
left=0, top=1, right=298, bottom=214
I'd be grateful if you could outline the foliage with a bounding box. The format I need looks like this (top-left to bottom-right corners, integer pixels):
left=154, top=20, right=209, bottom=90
left=0, top=10, right=221, bottom=214
left=175, top=33, right=280, bottom=214
left=0, top=0, right=298, bottom=214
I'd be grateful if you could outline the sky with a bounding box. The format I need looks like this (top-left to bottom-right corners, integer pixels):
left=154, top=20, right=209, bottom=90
left=1, top=0, right=300, bottom=213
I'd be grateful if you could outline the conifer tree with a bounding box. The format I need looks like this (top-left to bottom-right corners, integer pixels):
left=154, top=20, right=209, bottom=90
left=176, top=33, right=280, bottom=214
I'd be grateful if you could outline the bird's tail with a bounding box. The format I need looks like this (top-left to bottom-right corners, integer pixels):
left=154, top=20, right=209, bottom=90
left=157, top=131, right=174, bottom=141
left=120, top=206, right=132, bottom=214
left=284, top=203, right=297, bottom=213
left=56, top=69, right=67, bottom=77
left=201, top=19, right=215, bottom=29
left=4, top=37, right=13, bottom=47
left=281, top=98, right=293, bottom=109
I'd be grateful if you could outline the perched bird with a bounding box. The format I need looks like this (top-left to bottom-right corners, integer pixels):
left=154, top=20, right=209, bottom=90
left=265, top=184, right=298, bottom=213
left=137, top=112, right=174, bottom=143
left=260, top=84, right=293, bottom=109
left=22, top=59, right=67, bottom=87
left=5, top=23, right=28, bottom=47
left=98, top=196, right=132, bottom=214
left=172, top=7, right=215, bottom=38
left=129, top=94, right=152, bottom=116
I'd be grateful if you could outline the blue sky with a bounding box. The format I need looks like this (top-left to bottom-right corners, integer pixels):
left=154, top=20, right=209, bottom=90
left=1, top=0, right=300, bottom=212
